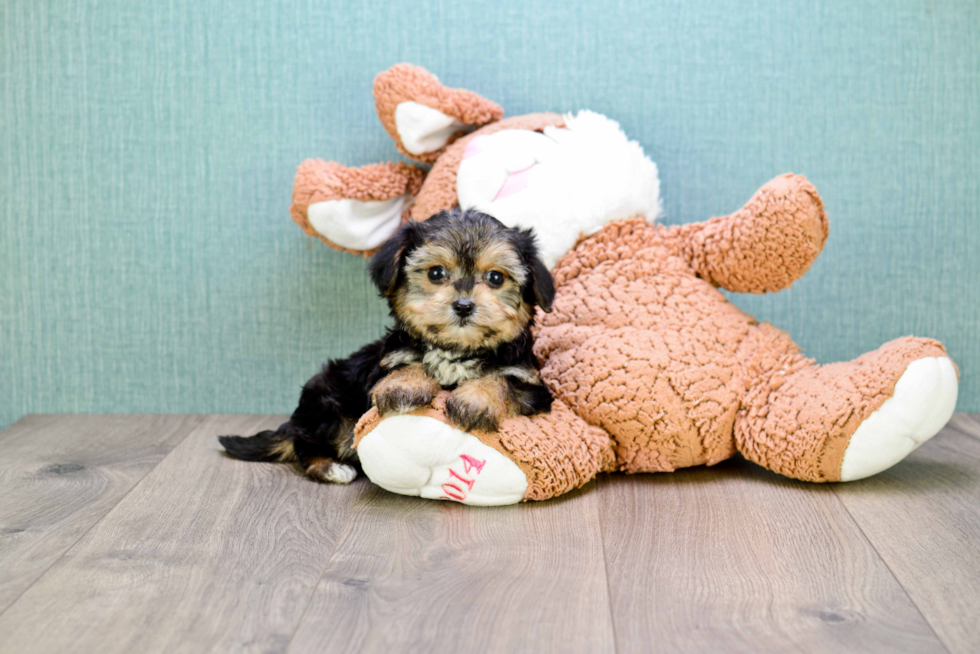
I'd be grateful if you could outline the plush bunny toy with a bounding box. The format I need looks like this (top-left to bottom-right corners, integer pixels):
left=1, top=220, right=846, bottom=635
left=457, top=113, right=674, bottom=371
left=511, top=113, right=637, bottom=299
left=290, top=64, right=958, bottom=505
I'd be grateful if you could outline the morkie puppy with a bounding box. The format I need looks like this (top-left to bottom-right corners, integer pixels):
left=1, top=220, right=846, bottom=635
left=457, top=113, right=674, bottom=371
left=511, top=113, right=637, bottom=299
left=218, top=207, right=555, bottom=483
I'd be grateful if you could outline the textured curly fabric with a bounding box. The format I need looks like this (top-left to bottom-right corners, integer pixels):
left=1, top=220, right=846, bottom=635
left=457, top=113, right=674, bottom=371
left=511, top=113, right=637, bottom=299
left=290, top=160, right=426, bottom=255
left=534, top=178, right=952, bottom=484
left=532, top=175, right=824, bottom=472
left=735, top=332, right=950, bottom=481
left=373, top=63, right=504, bottom=164
left=539, top=219, right=754, bottom=473
left=674, top=173, right=828, bottom=292
left=354, top=171, right=958, bottom=498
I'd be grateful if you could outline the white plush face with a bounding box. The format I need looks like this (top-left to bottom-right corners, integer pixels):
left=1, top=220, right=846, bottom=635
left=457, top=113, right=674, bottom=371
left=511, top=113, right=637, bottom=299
left=456, top=111, right=662, bottom=269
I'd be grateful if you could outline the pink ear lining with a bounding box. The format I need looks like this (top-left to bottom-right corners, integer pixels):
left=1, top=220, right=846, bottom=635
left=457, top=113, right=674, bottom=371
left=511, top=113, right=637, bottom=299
left=463, top=135, right=490, bottom=159
left=493, top=165, right=534, bottom=201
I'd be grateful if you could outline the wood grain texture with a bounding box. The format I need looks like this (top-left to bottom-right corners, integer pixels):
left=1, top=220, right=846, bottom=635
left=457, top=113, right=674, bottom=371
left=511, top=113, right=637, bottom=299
left=3, top=414, right=980, bottom=653
left=0, top=415, right=364, bottom=654
left=0, top=414, right=198, bottom=614
left=833, top=415, right=980, bottom=654
left=596, top=459, right=946, bottom=654
left=288, top=483, right=617, bottom=654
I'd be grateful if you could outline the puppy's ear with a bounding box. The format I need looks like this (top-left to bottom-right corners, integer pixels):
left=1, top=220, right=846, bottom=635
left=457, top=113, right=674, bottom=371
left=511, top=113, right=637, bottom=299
left=513, top=228, right=556, bottom=313
left=369, top=221, right=420, bottom=297
left=529, top=255, right=555, bottom=313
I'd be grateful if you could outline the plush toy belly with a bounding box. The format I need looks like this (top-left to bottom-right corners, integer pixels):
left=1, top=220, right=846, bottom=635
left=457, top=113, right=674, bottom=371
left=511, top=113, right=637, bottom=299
left=535, top=241, right=758, bottom=472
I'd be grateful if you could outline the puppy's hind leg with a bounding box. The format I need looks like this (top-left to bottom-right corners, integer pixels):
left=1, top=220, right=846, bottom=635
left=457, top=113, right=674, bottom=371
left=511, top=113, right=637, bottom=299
left=303, top=458, right=359, bottom=484
left=293, top=420, right=361, bottom=485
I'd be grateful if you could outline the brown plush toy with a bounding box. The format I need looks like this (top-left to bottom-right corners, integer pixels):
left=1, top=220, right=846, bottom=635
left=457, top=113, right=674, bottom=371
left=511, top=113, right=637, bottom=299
left=291, top=64, right=959, bottom=505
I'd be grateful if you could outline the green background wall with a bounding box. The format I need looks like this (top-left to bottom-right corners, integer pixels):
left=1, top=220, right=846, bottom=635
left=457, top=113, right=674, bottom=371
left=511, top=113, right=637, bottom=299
left=2, top=0, right=978, bottom=429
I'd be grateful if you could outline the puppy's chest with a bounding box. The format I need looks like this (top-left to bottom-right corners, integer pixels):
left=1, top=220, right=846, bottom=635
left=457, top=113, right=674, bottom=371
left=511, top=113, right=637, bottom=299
left=421, top=348, right=484, bottom=386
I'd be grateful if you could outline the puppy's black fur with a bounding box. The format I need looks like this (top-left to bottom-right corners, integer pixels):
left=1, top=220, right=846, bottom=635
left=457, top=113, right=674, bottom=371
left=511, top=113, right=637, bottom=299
left=219, top=208, right=555, bottom=483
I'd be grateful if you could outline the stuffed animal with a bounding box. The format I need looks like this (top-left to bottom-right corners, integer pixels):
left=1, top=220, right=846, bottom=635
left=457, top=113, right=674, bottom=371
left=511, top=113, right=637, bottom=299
left=290, top=64, right=959, bottom=505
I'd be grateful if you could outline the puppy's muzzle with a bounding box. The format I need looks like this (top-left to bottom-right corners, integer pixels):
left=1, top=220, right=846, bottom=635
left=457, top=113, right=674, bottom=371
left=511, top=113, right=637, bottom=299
left=452, top=298, right=475, bottom=318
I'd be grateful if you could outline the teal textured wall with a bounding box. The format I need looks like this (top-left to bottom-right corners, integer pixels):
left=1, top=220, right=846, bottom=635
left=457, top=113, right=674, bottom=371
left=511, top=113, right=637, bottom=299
left=2, top=0, right=978, bottom=430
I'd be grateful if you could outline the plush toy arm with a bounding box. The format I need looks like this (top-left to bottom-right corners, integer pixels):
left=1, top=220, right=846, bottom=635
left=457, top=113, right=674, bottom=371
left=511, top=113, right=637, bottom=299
left=290, top=159, right=426, bottom=256
left=673, top=173, right=828, bottom=293
left=374, top=64, right=504, bottom=164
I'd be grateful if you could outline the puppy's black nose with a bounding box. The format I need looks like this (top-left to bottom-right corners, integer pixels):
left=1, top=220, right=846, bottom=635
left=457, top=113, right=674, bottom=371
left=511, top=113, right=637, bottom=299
left=452, top=298, right=475, bottom=318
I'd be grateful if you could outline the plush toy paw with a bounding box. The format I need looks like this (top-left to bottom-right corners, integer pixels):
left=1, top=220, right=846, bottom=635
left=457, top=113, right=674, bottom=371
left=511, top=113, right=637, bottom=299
left=840, top=356, right=958, bottom=481
left=356, top=415, right=528, bottom=505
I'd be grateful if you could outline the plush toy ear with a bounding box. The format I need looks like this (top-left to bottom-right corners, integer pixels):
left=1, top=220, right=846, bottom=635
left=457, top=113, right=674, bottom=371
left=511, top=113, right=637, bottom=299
left=369, top=220, right=422, bottom=297
left=290, top=160, right=427, bottom=256
left=374, top=64, right=504, bottom=164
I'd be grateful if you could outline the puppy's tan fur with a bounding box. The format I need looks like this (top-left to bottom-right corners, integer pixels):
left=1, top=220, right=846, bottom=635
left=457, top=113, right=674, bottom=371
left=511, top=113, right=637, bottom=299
left=372, top=363, right=441, bottom=417
left=366, top=209, right=556, bottom=433
left=391, top=239, right=533, bottom=352
left=445, top=375, right=513, bottom=432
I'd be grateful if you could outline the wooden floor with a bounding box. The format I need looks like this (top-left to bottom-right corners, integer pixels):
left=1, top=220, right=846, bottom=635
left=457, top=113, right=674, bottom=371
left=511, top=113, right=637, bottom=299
left=0, top=415, right=978, bottom=653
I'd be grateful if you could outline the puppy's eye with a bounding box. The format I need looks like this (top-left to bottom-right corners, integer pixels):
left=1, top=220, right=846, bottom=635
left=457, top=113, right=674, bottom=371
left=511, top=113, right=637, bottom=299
left=486, top=270, right=505, bottom=288
left=427, top=266, right=447, bottom=283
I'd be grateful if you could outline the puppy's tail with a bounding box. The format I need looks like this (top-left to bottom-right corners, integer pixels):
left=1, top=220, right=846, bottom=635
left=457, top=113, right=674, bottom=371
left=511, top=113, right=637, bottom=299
left=218, top=428, right=296, bottom=463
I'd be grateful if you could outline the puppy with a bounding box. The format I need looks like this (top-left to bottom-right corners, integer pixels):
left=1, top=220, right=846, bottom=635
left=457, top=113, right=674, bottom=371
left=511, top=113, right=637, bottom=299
left=218, top=207, right=556, bottom=483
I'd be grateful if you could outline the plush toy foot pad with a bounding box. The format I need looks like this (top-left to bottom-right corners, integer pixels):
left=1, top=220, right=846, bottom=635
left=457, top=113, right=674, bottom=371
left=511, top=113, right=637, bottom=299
left=840, top=357, right=958, bottom=481
left=357, top=415, right=529, bottom=505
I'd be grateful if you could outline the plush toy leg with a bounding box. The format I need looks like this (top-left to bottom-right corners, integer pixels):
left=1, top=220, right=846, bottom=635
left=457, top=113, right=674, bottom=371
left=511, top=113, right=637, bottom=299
left=353, top=393, right=614, bottom=505
left=736, top=328, right=958, bottom=482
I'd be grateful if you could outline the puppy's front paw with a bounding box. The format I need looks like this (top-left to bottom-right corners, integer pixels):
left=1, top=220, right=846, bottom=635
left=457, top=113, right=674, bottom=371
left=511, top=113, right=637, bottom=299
left=375, top=385, right=436, bottom=416
left=372, top=367, right=439, bottom=417
left=446, top=385, right=506, bottom=432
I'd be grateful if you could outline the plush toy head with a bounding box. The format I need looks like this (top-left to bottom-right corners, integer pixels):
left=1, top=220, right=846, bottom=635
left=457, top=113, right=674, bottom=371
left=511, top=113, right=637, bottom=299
left=290, top=64, right=662, bottom=268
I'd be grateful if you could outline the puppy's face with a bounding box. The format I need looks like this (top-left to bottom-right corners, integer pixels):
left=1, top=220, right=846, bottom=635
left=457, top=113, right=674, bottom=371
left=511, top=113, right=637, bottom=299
left=396, top=236, right=528, bottom=350
left=370, top=209, right=555, bottom=352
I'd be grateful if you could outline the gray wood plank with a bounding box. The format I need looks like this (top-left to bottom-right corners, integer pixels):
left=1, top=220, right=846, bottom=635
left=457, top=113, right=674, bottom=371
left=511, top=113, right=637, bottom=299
left=288, top=483, right=617, bottom=654
left=597, top=459, right=946, bottom=654
left=834, top=414, right=980, bottom=654
left=0, top=415, right=365, bottom=654
left=0, top=414, right=199, bottom=614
